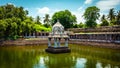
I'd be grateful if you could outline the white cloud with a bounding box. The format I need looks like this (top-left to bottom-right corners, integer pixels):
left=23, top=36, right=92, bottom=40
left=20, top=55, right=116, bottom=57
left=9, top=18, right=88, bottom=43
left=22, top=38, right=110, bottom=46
left=96, top=0, right=120, bottom=12
left=77, top=6, right=83, bottom=11
left=72, top=10, right=85, bottom=24
left=84, top=0, right=92, bottom=4
left=37, top=7, right=50, bottom=15
left=36, top=7, right=61, bottom=23
left=36, top=7, right=51, bottom=23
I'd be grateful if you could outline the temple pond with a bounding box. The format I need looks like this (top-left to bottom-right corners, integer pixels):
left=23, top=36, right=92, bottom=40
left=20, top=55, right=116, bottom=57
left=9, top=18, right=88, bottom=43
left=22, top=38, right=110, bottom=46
left=0, top=44, right=120, bottom=68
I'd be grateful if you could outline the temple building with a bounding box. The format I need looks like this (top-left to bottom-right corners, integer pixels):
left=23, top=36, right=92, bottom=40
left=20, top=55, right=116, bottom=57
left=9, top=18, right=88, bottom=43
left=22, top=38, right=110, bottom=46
left=45, top=21, right=71, bottom=53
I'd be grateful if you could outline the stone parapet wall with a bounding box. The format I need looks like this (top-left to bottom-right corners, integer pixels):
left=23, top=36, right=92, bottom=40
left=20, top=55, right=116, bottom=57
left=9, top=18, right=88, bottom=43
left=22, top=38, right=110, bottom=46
left=1, top=39, right=120, bottom=49
left=69, top=40, right=120, bottom=49
left=0, top=40, right=47, bottom=46
left=0, top=39, right=67, bottom=46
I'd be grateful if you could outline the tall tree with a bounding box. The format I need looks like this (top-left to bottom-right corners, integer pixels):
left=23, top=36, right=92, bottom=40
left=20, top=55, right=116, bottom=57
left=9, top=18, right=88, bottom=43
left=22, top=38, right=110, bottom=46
left=116, top=10, right=120, bottom=25
left=83, top=6, right=100, bottom=28
left=108, top=8, right=115, bottom=21
left=36, top=16, right=41, bottom=24
left=100, top=15, right=109, bottom=26
left=44, top=14, right=50, bottom=23
left=44, top=14, right=51, bottom=27
left=52, top=10, right=76, bottom=29
left=108, top=8, right=116, bottom=25
left=101, top=14, right=105, bottom=21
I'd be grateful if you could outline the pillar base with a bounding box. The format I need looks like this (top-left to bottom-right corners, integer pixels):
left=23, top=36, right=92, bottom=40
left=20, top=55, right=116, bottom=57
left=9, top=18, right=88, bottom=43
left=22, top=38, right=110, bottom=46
left=45, top=46, right=71, bottom=54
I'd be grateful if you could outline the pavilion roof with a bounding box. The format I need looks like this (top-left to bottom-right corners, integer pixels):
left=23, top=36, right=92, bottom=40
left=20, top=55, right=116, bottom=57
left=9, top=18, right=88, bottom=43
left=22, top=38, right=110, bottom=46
left=53, top=21, right=64, bottom=29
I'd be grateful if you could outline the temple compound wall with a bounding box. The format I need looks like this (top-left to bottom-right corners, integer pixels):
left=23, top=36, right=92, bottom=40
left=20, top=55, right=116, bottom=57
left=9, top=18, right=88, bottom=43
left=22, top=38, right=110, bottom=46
left=69, top=32, right=120, bottom=43
left=23, top=32, right=120, bottom=44
left=68, top=25, right=120, bottom=44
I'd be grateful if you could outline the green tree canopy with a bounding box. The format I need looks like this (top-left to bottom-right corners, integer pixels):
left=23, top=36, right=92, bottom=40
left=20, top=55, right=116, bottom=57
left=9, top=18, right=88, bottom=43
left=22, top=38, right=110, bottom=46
left=52, top=10, right=76, bottom=29
left=83, top=6, right=100, bottom=28
left=0, top=4, right=51, bottom=40
left=78, top=22, right=84, bottom=28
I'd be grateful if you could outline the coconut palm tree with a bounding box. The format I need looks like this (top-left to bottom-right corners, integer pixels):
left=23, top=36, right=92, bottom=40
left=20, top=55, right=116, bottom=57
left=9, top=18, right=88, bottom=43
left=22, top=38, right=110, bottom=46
left=100, top=15, right=109, bottom=26
left=43, top=14, right=51, bottom=27
left=116, top=10, right=120, bottom=25
left=44, top=14, right=50, bottom=23
left=101, top=14, right=105, bottom=21
left=36, top=16, right=41, bottom=24
left=108, top=8, right=115, bottom=21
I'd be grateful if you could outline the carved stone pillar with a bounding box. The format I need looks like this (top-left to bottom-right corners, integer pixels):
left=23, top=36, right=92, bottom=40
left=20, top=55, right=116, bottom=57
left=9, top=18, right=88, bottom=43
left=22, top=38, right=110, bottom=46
left=48, top=38, right=51, bottom=47
left=54, top=38, right=57, bottom=47
left=65, top=38, right=68, bottom=47
left=58, top=38, right=61, bottom=47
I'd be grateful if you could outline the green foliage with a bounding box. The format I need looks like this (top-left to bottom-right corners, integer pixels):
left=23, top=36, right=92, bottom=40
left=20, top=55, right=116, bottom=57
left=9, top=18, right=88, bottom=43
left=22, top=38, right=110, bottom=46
left=33, top=24, right=51, bottom=32
left=107, top=8, right=120, bottom=25
left=43, top=23, right=51, bottom=28
left=35, top=16, right=41, bottom=24
left=83, top=6, right=100, bottom=28
left=78, top=22, right=84, bottom=28
left=52, top=10, right=76, bottom=29
left=116, top=10, right=120, bottom=25
left=0, top=20, right=7, bottom=38
left=44, top=14, right=50, bottom=23
left=85, top=20, right=97, bottom=28
left=108, top=8, right=115, bottom=22
left=72, top=24, right=79, bottom=28
left=110, top=19, right=116, bottom=26
left=100, top=15, right=109, bottom=26
left=100, top=20, right=109, bottom=26
left=0, top=4, right=51, bottom=40
left=0, top=4, right=27, bottom=20
left=44, top=14, right=51, bottom=27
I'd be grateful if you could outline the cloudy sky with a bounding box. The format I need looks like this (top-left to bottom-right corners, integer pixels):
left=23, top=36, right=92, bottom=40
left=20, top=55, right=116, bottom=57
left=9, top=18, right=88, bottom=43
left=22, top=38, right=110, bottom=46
left=0, top=0, right=120, bottom=23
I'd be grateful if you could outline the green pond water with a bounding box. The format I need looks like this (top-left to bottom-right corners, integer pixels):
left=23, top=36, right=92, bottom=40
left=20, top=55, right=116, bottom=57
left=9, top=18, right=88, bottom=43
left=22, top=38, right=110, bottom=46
left=0, top=44, right=120, bottom=68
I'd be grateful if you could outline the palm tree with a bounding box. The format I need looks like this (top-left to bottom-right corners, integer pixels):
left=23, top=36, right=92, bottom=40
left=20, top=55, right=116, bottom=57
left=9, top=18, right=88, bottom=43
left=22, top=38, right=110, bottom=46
left=36, top=16, right=41, bottom=24
left=116, top=10, right=120, bottom=25
left=44, top=14, right=50, bottom=23
left=43, top=14, right=51, bottom=27
left=108, top=8, right=115, bottom=21
left=101, top=14, right=105, bottom=21
left=100, top=15, right=109, bottom=26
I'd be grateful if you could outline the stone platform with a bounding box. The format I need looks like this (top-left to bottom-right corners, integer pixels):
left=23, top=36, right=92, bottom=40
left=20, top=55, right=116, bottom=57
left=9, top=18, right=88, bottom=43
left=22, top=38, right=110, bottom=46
left=45, top=46, right=71, bottom=54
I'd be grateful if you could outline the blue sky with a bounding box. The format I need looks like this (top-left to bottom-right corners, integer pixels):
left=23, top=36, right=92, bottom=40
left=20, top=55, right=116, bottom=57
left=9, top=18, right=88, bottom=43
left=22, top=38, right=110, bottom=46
left=0, top=0, right=120, bottom=23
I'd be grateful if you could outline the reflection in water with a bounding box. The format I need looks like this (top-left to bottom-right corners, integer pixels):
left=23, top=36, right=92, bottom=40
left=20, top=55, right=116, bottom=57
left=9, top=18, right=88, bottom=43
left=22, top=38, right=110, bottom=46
left=34, top=57, right=46, bottom=68
left=70, top=44, right=120, bottom=68
left=76, top=58, right=87, bottom=68
left=0, top=45, right=120, bottom=68
left=44, top=54, right=77, bottom=68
